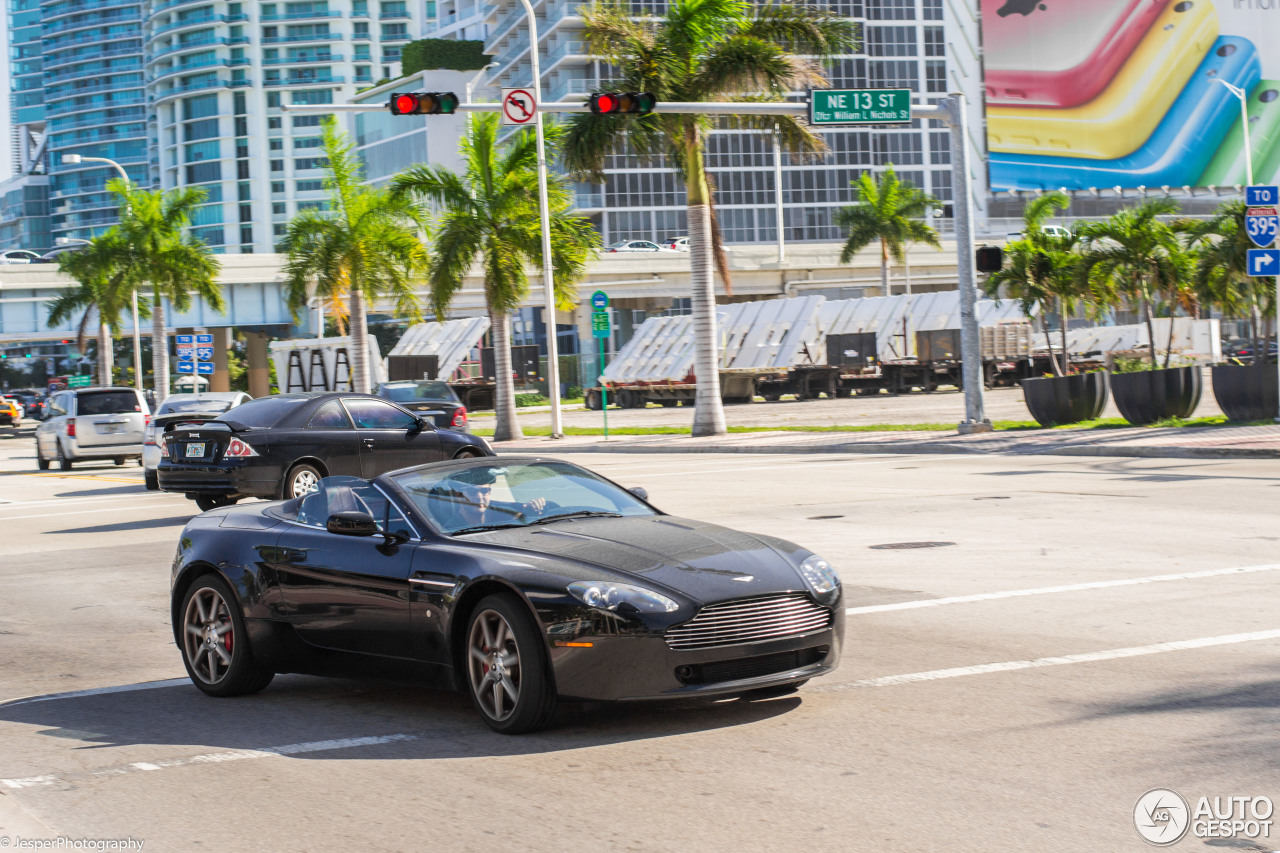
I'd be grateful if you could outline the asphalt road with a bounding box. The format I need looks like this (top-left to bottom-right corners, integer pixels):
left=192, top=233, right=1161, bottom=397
left=0, top=425, right=1278, bottom=852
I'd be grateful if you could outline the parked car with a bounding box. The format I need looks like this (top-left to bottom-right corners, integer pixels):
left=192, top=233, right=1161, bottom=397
left=38, top=245, right=85, bottom=262
left=0, top=250, right=44, bottom=264
left=1222, top=338, right=1278, bottom=364
left=156, top=392, right=493, bottom=511
left=143, top=391, right=253, bottom=490
left=168, top=456, right=844, bottom=733
left=667, top=236, right=691, bottom=252
left=375, top=380, right=469, bottom=432
left=1005, top=225, right=1072, bottom=242
left=10, top=389, right=46, bottom=420
left=603, top=239, right=676, bottom=253
left=0, top=396, right=22, bottom=426
left=33, top=386, right=150, bottom=469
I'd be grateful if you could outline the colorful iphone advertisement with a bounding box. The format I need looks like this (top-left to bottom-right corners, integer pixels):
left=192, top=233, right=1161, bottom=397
left=981, top=0, right=1280, bottom=191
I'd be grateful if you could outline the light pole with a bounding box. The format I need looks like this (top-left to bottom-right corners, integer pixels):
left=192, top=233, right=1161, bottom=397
left=515, top=0, right=564, bottom=439
left=1218, top=79, right=1254, bottom=185
left=62, top=153, right=144, bottom=396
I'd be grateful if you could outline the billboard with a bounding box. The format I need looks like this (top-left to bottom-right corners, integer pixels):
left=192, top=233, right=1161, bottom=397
left=981, top=0, right=1280, bottom=192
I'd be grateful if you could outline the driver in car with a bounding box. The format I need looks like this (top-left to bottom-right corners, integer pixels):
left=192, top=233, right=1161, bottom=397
left=436, top=467, right=546, bottom=530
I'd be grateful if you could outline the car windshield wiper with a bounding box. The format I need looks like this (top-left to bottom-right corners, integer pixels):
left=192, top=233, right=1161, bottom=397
left=529, top=511, right=623, bottom=526
left=449, top=522, right=530, bottom=536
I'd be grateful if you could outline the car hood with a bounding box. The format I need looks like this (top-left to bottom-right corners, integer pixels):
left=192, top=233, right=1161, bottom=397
left=466, top=515, right=811, bottom=603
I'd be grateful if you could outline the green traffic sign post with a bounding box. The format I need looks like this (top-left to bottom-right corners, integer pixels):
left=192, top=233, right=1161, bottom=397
left=67, top=374, right=90, bottom=388
left=809, top=89, right=912, bottom=126
left=592, top=305, right=610, bottom=439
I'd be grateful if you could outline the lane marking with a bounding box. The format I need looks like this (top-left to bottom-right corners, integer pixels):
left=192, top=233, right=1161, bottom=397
left=0, top=493, right=173, bottom=511
left=845, top=563, right=1280, bottom=616
left=2, top=678, right=189, bottom=708
left=628, top=457, right=902, bottom=480
left=0, top=733, right=421, bottom=789
left=0, top=502, right=191, bottom=522
left=14, top=472, right=143, bottom=483
left=815, top=628, right=1280, bottom=692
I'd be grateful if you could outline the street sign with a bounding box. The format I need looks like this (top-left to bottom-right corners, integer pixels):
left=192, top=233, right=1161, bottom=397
left=195, top=333, right=213, bottom=345
left=176, top=344, right=194, bottom=360
left=1248, top=248, right=1279, bottom=277
left=195, top=346, right=214, bottom=361
left=1247, top=185, right=1279, bottom=207
left=591, top=310, right=610, bottom=339
left=810, top=89, right=911, bottom=126
left=1247, top=207, right=1280, bottom=248
left=591, top=290, right=609, bottom=309
left=196, top=362, right=214, bottom=375
left=175, top=334, right=193, bottom=345
left=176, top=360, right=195, bottom=374
left=501, top=88, right=537, bottom=126
left=66, top=374, right=90, bottom=388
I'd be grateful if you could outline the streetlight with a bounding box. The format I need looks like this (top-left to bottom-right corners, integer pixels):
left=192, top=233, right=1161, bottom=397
left=1218, top=79, right=1254, bottom=185
left=515, top=0, right=564, bottom=439
left=62, top=153, right=144, bottom=396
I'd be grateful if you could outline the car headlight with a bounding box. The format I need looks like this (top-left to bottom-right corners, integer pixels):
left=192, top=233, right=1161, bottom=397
left=799, top=555, right=841, bottom=600
left=567, top=581, right=679, bottom=613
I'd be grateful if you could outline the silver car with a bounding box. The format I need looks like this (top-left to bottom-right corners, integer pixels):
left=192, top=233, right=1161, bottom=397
left=34, top=387, right=150, bottom=470
left=142, top=391, right=252, bottom=490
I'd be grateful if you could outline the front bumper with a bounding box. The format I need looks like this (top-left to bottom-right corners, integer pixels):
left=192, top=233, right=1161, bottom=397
left=548, top=613, right=844, bottom=702
left=157, top=461, right=283, bottom=498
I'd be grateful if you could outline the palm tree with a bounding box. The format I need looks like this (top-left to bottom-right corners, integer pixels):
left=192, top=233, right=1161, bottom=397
left=1189, top=200, right=1273, bottom=361
left=1076, top=198, right=1190, bottom=369
left=49, top=230, right=142, bottom=385
left=835, top=166, right=942, bottom=297
left=280, top=118, right=430, bottom=394
left=562, top=0, right=855, bottom=436
left=107, top=179, right=223, bottom=402
left=983, top=191, right=1080, bottom=376
left=390, top=112, right=598, bottom=442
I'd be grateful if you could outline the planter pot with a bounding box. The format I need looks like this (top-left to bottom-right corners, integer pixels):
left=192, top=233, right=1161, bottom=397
left=1211, top=363, right=1279, bottom=421
left=1109, top=365, right=1202, bottom=425
left=1021, top=372, right=1109, bottom=427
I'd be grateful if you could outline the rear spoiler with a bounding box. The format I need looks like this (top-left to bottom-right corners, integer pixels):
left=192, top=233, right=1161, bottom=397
left=162, top=418, right=250, bottom=435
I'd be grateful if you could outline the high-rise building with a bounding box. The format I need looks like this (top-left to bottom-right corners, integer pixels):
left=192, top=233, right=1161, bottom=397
left=475, top=0, right=958, bottom=246
left=145, top=0, right=427, bottom=253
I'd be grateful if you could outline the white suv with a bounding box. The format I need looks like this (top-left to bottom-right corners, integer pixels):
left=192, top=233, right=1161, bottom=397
left=34, top=386, right=150, bottom=470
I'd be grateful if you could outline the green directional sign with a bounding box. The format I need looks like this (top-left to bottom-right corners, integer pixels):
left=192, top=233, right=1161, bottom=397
left=810, top=89, right=912, bottom=126
left=591, top=309, right=610, bottom=339
left=67, top=374, right=91, bottom=388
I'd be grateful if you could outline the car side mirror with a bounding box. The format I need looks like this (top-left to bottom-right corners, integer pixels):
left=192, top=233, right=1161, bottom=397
left=327, top=511, right=379, bottom=536
left=412, top=416, right=432, bottom=432
left=628, top=486, right=649, bottom=501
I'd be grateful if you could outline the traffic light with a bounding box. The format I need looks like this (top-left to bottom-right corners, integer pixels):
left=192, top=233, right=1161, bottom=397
left=389, top=92, right=459, bottom=116
left=976, top=245, right=1004, bottom=273
left=588, top=92, right=656, bottom=116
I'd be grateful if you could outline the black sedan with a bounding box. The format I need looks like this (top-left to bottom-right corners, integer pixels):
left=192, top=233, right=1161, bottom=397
left=169, top=457, right=844, bottom=734
left=157, top=392, right=492, bottom=511
left=376, top=379, right=469, bottom=432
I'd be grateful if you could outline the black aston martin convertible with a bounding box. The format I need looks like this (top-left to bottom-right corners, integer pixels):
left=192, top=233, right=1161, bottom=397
left=170, top=456, right=844, bottom=733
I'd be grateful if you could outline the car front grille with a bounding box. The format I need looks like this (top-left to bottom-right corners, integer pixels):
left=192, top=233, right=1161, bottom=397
left=679, top=647, right=827, bottom=686
left=664, top=593, right=832, bottom=651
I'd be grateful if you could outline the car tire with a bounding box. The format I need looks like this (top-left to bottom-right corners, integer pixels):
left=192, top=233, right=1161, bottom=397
left=283, top=462, right=322, bottom=499
left=56, top=442, right=72, bottom=471
left=113, top=456, right=125, bottom=466
left=145, top=470, right=159, bottom=490
left=35, top=442, right=49, bottom=471
left=464, top=593, right=557, bottom=735
left=453, top=447, right=483, bottom=460
left=179, top=574, right=274, bottom=698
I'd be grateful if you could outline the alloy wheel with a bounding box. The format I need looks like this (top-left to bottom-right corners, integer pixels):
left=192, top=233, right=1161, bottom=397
left=467, top=609, right=522, bottom=722
left=291, top=468, right=319, bottom=496
left=182, top=587, right=235, bottom=685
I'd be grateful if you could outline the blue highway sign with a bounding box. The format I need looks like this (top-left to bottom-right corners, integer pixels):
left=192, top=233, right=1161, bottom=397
left=195, top=334, right=214, bottom=345
left=175, top=334, right=193, bottom=345
left=1248, top=185, right=1280, bottom=206
left=176, top=360, right=195, bottom=374
left=1248, top=248, right=1280, bottom=277
left=196, top=362, right=214, bottom=375
left=1246, top=207, right=1279, bottom=248
left=195, top=346, right=214, bottom=361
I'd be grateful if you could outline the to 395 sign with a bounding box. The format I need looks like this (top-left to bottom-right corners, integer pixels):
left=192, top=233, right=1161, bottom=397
left=810, top=89, right=912, bottom=126
left=1245, top=206, right=1279, bottom=249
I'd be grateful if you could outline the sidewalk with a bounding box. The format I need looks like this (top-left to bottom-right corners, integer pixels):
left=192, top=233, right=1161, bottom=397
left=496, top=422, right=1280, bottom=460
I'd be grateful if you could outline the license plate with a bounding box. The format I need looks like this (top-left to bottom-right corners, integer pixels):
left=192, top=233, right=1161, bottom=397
left=101, top=423, right=121, bottom=434
left=186, top=443, right=205, bottom=458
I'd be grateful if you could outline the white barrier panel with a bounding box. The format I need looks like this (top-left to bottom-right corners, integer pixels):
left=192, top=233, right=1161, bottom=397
left=388, top=317, right=491, bottom=380
left=269, top=336, right=384, bottom=393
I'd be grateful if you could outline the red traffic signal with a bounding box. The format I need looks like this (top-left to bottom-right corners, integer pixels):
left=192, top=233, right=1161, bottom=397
left=589, top=92, right=656, bottom=116
left=389, top=92, right=459, bottom=115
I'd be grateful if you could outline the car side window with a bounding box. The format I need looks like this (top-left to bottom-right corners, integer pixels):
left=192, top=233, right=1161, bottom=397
left=343, top=399, right=418, bottom=430
left=49, top=394, right=67, bottom=417
left=308, top=400, right=352, bottom=429
left=295, top=476, right=414, bottom=538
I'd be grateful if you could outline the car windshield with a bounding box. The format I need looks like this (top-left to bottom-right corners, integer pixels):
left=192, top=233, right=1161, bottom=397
left=159, top=398, right=236, bottom=415
left=393, top=460, right=655, bottom=535
left=606, top=240, right=630, bottom=249
left=77, top=391, right=141, bottom=415
left=380, top=381, right=458, bottom=403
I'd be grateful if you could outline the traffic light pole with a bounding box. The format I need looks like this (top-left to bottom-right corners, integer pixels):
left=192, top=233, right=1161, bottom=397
left=290, top=94, right=987, bottom=435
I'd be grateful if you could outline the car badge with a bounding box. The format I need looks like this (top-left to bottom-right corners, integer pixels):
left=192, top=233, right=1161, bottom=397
left=188, top=433, right=200, bottom=438
left=732, top=575, right=754, bottom=582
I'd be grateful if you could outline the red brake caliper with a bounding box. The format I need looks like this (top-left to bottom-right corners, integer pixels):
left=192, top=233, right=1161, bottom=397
left=222, top=619, right=233, bottom=653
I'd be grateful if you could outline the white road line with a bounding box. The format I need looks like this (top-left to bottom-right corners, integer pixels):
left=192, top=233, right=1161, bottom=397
left=0, top=502, right=192, bottom=522
left=0, top=493, right=172, bottom=511
left=0, top=733, right=420, bottom=789
left=816, top=628, right=1280, bottom=692
left=2, top=678, right=190, bottom=708
left=845, top=563, right=1280, bottom=616
left=629, top=457, right=902, bottom=479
